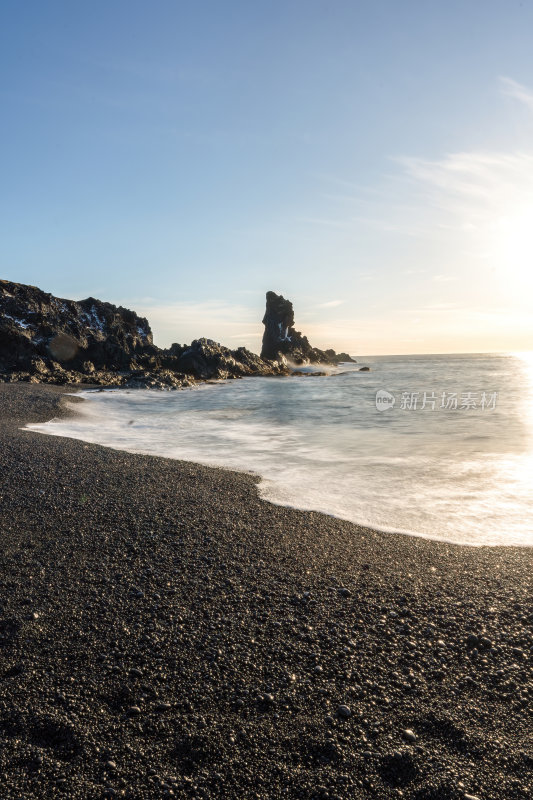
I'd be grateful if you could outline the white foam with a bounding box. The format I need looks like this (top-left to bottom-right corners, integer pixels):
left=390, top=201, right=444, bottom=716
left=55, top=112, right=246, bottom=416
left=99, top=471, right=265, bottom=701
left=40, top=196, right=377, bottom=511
left=25, top=354, right=533, bottom=547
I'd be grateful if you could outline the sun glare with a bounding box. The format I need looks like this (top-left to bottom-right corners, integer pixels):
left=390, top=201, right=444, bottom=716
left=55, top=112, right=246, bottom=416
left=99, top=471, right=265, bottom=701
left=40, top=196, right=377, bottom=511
left=511, top=349, right=533, bottom=365
left=511, top=351, right=533, bottom=444
left=497, top=205, right=533, bottom=291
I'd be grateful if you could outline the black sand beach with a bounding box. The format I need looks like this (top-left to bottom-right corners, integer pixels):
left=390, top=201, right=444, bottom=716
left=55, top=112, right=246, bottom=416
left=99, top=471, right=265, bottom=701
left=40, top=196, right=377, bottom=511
left=0, top=383, right=531, bottom=799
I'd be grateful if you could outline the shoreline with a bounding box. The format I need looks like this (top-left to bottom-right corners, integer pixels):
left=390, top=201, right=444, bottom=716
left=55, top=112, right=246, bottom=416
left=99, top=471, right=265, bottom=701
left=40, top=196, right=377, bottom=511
left=25, top=382, right=530, bottom=551
left=0, top=383, right=531, bottom=799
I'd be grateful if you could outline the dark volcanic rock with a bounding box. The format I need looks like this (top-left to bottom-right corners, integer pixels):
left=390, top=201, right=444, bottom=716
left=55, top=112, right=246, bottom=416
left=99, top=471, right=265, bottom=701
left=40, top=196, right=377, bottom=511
left=0, top=280, right=288, bottom=386
left=261, top=291, right=356, bottom=365
left=175, top=338, right=287, bottom=380
left=0, top=279, right=156, bottom=379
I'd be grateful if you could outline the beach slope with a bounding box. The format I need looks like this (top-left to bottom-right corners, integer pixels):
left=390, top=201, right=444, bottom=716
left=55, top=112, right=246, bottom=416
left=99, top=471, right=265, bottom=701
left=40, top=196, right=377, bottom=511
left=0, top=384, right=530, bottom=799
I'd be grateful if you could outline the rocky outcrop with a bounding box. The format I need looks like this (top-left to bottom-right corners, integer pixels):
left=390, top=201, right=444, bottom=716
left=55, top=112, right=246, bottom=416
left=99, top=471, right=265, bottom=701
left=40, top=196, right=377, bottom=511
left=1, top=281, right=354, bottom=387
left=261, top=291, right=356, bottom=365
left=170, top=339, right=286, bottom=380
left=0, top=279, right=156, bottom=372
left=0, top=279, right=288, bottom=387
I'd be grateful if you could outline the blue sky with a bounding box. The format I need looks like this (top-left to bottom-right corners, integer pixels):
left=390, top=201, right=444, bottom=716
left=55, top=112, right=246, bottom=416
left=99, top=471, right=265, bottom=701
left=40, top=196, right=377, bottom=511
left=2, top=1, right=533, bottom=354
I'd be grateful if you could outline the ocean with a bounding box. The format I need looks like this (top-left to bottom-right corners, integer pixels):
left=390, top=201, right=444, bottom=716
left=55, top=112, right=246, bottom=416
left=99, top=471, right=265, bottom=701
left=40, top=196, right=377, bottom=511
left=27, top=352, right=533, bottom=547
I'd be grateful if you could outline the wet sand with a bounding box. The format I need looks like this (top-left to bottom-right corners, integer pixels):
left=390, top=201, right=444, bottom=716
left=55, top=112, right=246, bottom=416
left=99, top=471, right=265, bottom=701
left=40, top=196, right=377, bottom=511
left=0, top=383, right=531, bottom=799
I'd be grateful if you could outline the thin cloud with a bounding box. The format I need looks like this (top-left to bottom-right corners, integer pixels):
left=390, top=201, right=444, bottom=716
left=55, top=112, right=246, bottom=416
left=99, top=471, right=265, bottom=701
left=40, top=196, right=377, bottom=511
left=396, top=151, right=533, bottom=232
left=352, top=214, right=431, bottom=238
left=316, top=300, right=344, bottom=308
left=298, top=216, right=353, bottom=229
left=500, top=76, right=533, bottom=111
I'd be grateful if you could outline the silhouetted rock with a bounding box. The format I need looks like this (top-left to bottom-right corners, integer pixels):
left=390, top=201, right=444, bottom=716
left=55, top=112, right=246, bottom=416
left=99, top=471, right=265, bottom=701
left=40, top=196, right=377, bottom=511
left=324, top=348, right=355, bottom=363
left=261, top=291, right=356, bottom=365
left=0, top=279, right=288, bottom=386
left=175, top=338, right=286, bottom=380
left=0, top=279, right=155, bottom=377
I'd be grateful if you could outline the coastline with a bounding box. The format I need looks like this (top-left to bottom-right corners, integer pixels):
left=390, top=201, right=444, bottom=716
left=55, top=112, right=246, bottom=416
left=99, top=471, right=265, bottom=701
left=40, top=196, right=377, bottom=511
left=0, top=383, right=530, bottom=799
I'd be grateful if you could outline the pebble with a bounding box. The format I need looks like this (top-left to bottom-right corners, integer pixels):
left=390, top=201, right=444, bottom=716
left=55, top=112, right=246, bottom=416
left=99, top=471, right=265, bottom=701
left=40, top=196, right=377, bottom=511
left=337, top=705, right=351, bottom=718
left=1, top=385, right=529, bottom=800
left=337, top=588, right=352, bottom=598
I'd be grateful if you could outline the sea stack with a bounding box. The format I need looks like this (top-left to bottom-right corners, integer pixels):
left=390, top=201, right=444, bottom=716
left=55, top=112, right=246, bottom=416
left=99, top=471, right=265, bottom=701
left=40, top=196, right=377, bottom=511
left=260, top=290, right=355, bottom=365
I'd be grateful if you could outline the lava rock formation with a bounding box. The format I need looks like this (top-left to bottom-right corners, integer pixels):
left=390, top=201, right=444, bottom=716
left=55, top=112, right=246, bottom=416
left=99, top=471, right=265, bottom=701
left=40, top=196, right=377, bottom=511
left=261, top=291, right=355, bottom=365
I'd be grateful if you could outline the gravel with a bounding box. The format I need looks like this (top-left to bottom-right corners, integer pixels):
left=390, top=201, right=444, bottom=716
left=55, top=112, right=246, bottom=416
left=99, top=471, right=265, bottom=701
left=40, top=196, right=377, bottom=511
left=0, top=383, right=531, bottom=799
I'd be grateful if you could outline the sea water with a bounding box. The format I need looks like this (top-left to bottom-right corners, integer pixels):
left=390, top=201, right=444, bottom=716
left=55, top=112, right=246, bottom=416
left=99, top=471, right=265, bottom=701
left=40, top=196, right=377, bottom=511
left=26, top=353, right=533, bottom=547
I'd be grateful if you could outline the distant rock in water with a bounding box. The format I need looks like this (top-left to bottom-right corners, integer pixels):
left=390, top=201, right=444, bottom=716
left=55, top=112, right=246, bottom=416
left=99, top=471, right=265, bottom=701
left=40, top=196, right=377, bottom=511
left=0, top=279, right=287, bottom=387
left=261, top=291, right=356, bottom=365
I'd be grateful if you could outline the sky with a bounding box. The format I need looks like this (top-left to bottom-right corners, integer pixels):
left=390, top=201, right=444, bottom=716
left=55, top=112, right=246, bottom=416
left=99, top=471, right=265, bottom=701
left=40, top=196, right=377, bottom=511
left=1, top=0, right=533, bottom=355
